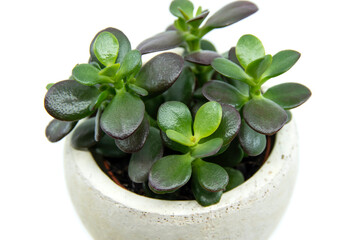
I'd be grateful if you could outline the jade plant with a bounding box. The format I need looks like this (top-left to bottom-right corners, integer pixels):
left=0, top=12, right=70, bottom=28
left=44, top=0, right=311, bottom=207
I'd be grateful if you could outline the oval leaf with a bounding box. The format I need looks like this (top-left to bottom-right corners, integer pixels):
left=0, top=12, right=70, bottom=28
left=201, top=39, right=217, bottom=51
left=187, top=10, right=209, bottom=28
left=207, top=138, right=244, bottom=167
left=202, top=80, right=248, bottom=110
left=128, top=84, right=148, bottom=97
left=184, top=50, right=221, bottom=66
left=71, top=118, right=97, bottom=149
left=117, top=50, right=142, bottom=79
left=192, top=159, right=228, bottom=192
left=157, top=101, right=193, bottom=138
left=135, top=53, right=184, bottom=95
left=166, top=129, right=194, bottom=147
left=45, top=80, right=100, bottom=121
left=228, top=46, right=241, bottom=66
left=191, top=176, right=223, bottom=206
left=115, top=118, right=150, bottom=153
left=212, top=58, right=251, bottom=83
left=203, top=1, right=258, bottom=29
left=136, top=31, right=183, bottom=55
left=191, top=138, right=223, bottom=159
left=243, top=98, right=287, bottom=135
left=236, top=34, right=265, bottom=69
left=238, top=119, right=266, bottom=156
left=128, top=127, right=164, bottom=183
left=224, top=167, right=245, bottom=192
left=262, top=50, right=301, bottom=81
left=100, top=90, right=145, bottom=139
left=193, top=101, right=222, bottom=139
left=170, top=0, right=194, bottom=19
left=149, top=154, right=193, bottom=193
left=160, top=130, right=190, bottom=153
left=263, top=82, right=311, bottom=110
left=94, top=31, right=119, bottom=66
left=72, top=64, right=113, bottom=86
left=246, top=54, right=272, bottom=80
left=46, top=119, right=77, bottom=143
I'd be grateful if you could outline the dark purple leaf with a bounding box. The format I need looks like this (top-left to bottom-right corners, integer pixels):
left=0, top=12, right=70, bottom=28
left=187, top=10, right=210, bottom=28
left=136, top=31, right=183, bottom=55
left=45, top=119, right=78, bottom=143
left=238, top=120, right=266, bottom=156
left=184, top=50, right=221, bottom=66
left=71, top=118, right=97, bottom=149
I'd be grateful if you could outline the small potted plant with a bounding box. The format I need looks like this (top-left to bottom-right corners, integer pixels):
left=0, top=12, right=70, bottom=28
left=44, top=0, right=311, bottom=239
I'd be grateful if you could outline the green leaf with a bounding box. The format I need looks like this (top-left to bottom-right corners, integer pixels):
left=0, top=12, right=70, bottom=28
left=93, top=31, right=119, bottom=66
left=135, top=53, right=184, bottom=95
left=45, top=119, right=77, bottom=143
left=261, top=50, right=301, bottom=81
left=115, top=118, right=149, bottom=153
left=89, top=90, right=110, bottom=111
left=224, top=167, right=244, bottom=192
left=149, top=154, right=193, bottom=193
left=93, top=134, right=128, bottom=158
left=71, top=118, right=97, bottom=149
left=243, top=98, right=287, bottom=135
left=238, top=120, right=266, bottom=156
left=263, top=83, right=311, bottom=110
left=98, top=63, right=120, bottom=77
left=170, top=0, right=194, bottom=19
left=191, top=138, right=223, bottom=158
left=160, top=130, right=190, bottom=153
left=202, top=104, right=241, bottom=145
left=207, top=138, right=244, bottom=167
left=46, top=83, right=54, bottom=90
left=202, top=80, right=248, bottom=110
left=191, top=176, right=223, bottom=206
left=72, top=64, right=113, bottom=86
left=193, top=101, right=222, bottom=140
left=90, top=28, right=131, bottom=66
left=128, top=127, right=164, bottom=183
left=136, top=31, right=183, bottom=55
left=187, top=10, right=209, bottom=28
left=117, top=50, right=142, bottom=79
left=45, top=80, right=100, bottom=121
left=157, top=101, right=193, bottom=138
left=200, top=39, right=217, bottom=51
left=203, top=1, right=258, bottom=30
left=246, top=54, right=272, bottom=81
left=128, top=84, right=148, bottom=97
left=166, top=129, right=194, bottom=147
left=163, top=66, right=195, bottom=105
left=94, top=107, right=103, bottom=142
left=192, top=159, right=228, bottom=192
left=236, top=34, right=265, bottom=69
left=286, top=110, right=292, bottom=124
left=100, top=90, right=145, bottom=139
left=144, top=95, right=164, bottom=119
left=212, top=58, right=252, bottom=84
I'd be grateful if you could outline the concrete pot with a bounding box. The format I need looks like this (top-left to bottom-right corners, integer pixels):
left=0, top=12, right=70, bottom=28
left=64, top=119, right=299, bottom=240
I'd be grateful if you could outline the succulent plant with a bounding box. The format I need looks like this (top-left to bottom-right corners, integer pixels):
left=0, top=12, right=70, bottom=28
left=44, top=0, right=311, bottom=207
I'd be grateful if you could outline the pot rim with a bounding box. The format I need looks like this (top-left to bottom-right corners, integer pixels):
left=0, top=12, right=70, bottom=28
left=65, top=119, right=297, bottom=215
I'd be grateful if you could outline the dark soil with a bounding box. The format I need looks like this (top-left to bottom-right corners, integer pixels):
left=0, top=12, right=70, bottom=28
left=92, top=135, right=275, bottom=200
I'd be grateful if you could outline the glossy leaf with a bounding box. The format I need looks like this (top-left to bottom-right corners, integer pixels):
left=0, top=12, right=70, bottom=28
left=128, top=127, right=164, bottom=183
left=263, top=83, right=311, bottom=109
left=136, top=31, right=183, bottom=55
left=224, top=167, right=244, bottom=192
left=93, top=134, right=128, bottom=158
left=166, top=129, right=194, bottom=147
left=90, top=28, right=131, bottom=66
left=45, top=80, right=100, bottom=121
left=236, top=34, right=265, bottom=69
left=261, top=50, right=301, bottom=81
left=246, top=54, right=272, bottom=80
left=157, top=101, right=193, bottom=138
left=128, top=84, right=148, bottom=97
left=45, top=119, right=77, bottom=143
left=149, top=154, right=193, bottom=193
left=115, top=118, right=150, bottom=153
left=193, top=101, right=222, bottom=139
left=202, top=104, right=241, bottom=145
left=117, top=50, right=142, bottom=79
left=71, top=118, right=97, bottom=149
left=202, top=80, right=248, bottom=110
left=93, top=31, right=119, bottom=66
left=243, top=98, right=287, bottom=135
left=170, top=0, right=194, bottom=19
left=144, top=95, right=164, bottom=119
left=89, top=90, right=110, bottom=111
left=135, top=53, right=184, bottom=95
left=191, top=175, right=223, bottom=206
left=160, top=130, right=190, bottom=153
left=184, top=50, right=221, bottom=66
left=99, top=63, right=120, bottom=77
left=100, top=90, right=144, bottom=139
left=72, top=64, right=113, bottom=86
left=238, top=120, right=266, bottom=156
left=203, top=1, right=258, bottom=29
left=192, top=159, right=228, bottom=192
left=163, top=66, right=195, bottom=105
left=187, top=10, right=209, bottom=28
left=228, top=47, right=241, bottom=66
left=200, top=39, right=216, bottom=51
left=207, top=138, right=244, bottom=167
left=212, top=58, right=251, bottom=83
left=191, top=138, right=223, bottom=158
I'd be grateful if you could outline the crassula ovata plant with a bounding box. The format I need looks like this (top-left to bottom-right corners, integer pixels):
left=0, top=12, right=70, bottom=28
left=44, top=0, right=311, bottom=206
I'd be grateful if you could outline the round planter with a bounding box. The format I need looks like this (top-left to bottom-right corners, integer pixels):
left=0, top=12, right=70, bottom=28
left=64, top=119, right=299, bottom=240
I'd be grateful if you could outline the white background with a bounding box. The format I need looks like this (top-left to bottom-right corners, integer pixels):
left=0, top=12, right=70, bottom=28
left=0, top=0, right=359, bottom=239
